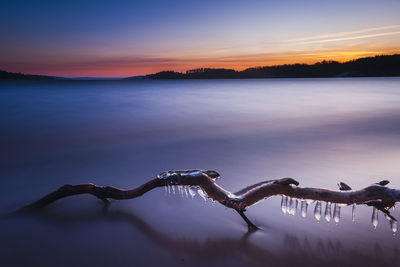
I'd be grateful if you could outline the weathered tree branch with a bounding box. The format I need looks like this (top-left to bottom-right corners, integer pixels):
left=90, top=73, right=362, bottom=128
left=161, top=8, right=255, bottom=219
left=18, top=169, right=400, bottom=231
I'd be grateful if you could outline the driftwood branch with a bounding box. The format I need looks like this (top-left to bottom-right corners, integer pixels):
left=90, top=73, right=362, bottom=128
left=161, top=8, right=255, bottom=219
left=18, top=170, right=400, bottom=231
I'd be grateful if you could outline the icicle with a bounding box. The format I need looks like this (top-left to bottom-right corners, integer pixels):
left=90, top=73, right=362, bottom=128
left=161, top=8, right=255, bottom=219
left=390, top=219, right=398, bottom=233
left=333, top=204, right=340, bottom=223
left=180, top=186, right=184, bottom=197
left=164, top=185, right=168, bottom=195
left=314, top=201, right=322, bottom=221
left=287, top=198, right=297, bottom=216
left=171, top=185, right=176, bottom=196
left=167, top=185, right=171, bottom=196
left=324, top=202, right=332, bottom=222
left=301, top=200, right=308, bottom=218
left=184, top=186, right=189, bottom=198
left=352, top=204, right=356, bottom=222
left=287, top=198, right=292, bottom=215
left=286, top=197, right=292, bottom=215
left=290, top=198, right=298, bottom=216
left=281, top=196, right=288, bottom=214
left=188, top=186, right=197, bottom=199
left=382, top=207, right=397, bottom=233
left=197, top=188, right=207, bottom=202
left=372, top=207, right=378, bottom=229
left=290, top=199, right=293, bottom=215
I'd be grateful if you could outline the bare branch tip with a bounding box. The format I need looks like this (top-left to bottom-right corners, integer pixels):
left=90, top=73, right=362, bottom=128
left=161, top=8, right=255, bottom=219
left=338, top=182, right=352, bottom=191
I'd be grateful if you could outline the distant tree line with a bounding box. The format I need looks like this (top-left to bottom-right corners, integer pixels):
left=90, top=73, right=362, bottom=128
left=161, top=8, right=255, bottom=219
left=2, top=54, right=399, bottom=80
left=144, top=54, right=400, bottom=79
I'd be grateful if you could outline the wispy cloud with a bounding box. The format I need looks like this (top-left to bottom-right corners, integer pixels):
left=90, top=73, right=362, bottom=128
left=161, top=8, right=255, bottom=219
left=287, top=25, right=400, bottom=45
left=297, top=31, right=400, bottom=45
left=289, top=24, right=400, bottom=42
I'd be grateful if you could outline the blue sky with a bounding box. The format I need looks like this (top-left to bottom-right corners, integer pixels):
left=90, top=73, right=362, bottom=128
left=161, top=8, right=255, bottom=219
left=1, top=0, right=400, bottom=77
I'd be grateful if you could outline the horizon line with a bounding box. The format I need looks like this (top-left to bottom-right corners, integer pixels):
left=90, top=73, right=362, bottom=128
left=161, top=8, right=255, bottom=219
left=2, top=53, right=399, bottom=79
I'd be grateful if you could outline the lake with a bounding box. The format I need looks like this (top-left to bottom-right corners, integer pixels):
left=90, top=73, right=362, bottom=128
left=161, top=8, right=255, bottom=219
left=1, top=78, right=400, bottom=266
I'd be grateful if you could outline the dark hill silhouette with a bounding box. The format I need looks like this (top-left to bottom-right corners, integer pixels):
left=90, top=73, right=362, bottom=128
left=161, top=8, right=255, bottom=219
left=0, top=70, right=56, bottom=80
left=144, top=71, right=185, bottom=79
left=142, top=54, right=400, bottom=79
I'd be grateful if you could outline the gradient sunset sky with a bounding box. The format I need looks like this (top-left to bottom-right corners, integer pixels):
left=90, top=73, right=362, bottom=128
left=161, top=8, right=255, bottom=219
left=1, top=0, right=400, bottom=77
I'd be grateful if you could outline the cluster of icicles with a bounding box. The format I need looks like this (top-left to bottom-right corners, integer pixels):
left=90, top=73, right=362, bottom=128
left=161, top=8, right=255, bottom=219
left=164, top=184, right=210, bottom=202
left=280, top=196, right=398, bottom=233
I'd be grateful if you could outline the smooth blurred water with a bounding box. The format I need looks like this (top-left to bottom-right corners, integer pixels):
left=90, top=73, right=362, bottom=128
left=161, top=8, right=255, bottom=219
left=1, top=78, right=400, bottom=266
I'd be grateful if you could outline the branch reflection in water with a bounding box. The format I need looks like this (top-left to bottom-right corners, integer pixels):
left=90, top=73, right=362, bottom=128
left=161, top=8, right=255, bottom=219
left=10, top=206, right=399, bottom=267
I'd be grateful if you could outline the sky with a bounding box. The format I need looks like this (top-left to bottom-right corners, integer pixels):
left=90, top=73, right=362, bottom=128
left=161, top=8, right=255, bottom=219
left=1, top=0, right=400, bottom=77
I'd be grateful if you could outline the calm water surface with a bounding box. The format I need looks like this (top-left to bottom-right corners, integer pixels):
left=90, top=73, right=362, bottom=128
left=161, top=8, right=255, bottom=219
left=1, top=78, right=400, bottom=266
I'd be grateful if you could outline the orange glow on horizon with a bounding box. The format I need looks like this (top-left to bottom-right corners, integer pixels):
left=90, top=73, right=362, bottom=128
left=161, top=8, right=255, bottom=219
left=2, top=50, right=400, bottom=78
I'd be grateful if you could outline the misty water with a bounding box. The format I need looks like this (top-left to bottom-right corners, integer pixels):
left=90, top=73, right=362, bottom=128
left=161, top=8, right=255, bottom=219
left=1, top=78, right=400, bottom=266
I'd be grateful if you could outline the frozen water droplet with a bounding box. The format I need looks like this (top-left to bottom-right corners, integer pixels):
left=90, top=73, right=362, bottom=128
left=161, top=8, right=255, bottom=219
left=197, top=188, right=207, bottom=202
left=390, top=219, right=397, bottom=233
left=324, top=202, right=332, bottom=222
left=188, top=186, right=197, bottom=199
left=301, top=200, right=308, bottom=218
left=372, top=207, right=378, bottom=229
left=281, top=196, right=288, bottom=214
left=314, top=201, right=322, bottom=221
left=352, top=204, right=356, bottom=222
left=333, top=204, right=340, bottom=223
